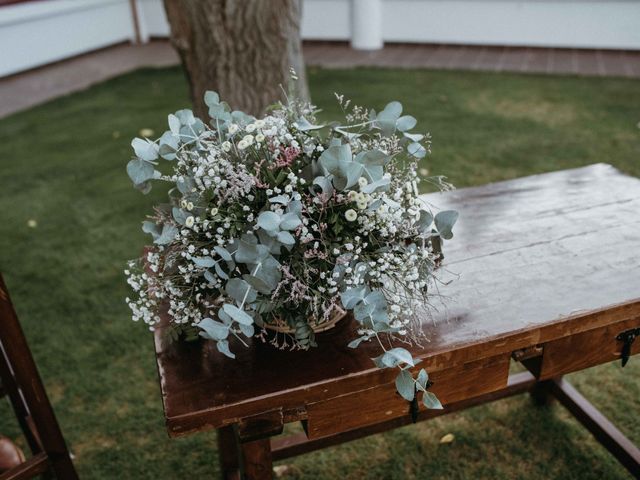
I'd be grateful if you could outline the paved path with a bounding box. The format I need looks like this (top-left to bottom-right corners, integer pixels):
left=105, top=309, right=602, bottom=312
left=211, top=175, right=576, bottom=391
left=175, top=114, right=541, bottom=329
left=1, top=40, right=639, bottom=118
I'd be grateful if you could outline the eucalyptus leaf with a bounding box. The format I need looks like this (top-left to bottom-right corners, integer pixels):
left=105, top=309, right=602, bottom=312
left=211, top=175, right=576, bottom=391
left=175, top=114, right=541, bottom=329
left=142, top=220, right=160, bottom=239
left=257, top=211, right=280, bottom=232
left=238, top=322, right=255, bottom=338
left=408, top=142, right=427, bottom=158
left=154, top=224, right=178, bottom=245
left=434, top=210, right=459, bottom=240
left=416, top=369, right=429, bottom=390
left=131, top=137, right=159, bottom=162
left=381, top=347, right=415, bottom=368
left=225, top=278, right=256, bottom=305
left=276, top=230, right=295, bottom=245
left=198, top=318, right=229, bottom=341
left=395, top=370, right=415, bottom=401
left=214, top=246, right=232, bottom=262
left=192, top=256, right=215, bottom=268
left=279, top=212, right=301, bottom=231
left=341, top=286, right=367, bottom=309
left=422, top=391, right=443, bottom=410
left=168, top=114, right=181, bottom=135
left=172, top=207, right=188, bottom=225
left=222, top=303, right=254, bottom=325
left=216, top=339, right=236, bottom=359
left=396, top=115, right=417, bottom=132
left=213, top=262, right=229, bottom=280
left=127, top=158, right=155, bottom=185
left=295, top=117, right=324, bottom=131
left=204, top=90, right=220, bottom=107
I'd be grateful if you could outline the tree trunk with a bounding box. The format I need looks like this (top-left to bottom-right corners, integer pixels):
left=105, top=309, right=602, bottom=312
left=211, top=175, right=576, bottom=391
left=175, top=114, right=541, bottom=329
left=163, top=0, right=309, bottom=119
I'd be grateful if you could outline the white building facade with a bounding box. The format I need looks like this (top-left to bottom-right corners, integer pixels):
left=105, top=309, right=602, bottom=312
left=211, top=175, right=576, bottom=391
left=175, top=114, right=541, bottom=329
left=1, top=0, right=639, bottom=77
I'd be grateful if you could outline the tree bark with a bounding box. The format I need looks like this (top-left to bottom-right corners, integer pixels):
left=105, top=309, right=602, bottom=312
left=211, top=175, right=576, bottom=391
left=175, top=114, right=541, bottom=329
left=163, top=0, right=309, bottom=119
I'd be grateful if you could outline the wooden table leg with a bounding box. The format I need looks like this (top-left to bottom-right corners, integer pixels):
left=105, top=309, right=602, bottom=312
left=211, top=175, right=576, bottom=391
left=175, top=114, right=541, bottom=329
left=217, top=426, right=240, bottom=480
left=530, top=378, right=556, bottom=406
left=239, top=437, right=273, bottom=480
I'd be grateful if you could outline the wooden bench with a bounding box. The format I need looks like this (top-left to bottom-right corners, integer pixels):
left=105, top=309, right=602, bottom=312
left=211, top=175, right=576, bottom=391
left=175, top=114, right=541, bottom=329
left=153, top=163, right=640, bottom=479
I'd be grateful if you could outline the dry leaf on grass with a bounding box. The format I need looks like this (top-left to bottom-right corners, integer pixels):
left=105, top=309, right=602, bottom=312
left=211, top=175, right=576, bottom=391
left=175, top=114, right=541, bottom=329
left=440, top=433, right=455, bottom=444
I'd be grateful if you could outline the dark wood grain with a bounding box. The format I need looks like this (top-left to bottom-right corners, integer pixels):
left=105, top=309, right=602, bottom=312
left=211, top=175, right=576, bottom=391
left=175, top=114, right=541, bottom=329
left=154, top=164, right=640, bottom=437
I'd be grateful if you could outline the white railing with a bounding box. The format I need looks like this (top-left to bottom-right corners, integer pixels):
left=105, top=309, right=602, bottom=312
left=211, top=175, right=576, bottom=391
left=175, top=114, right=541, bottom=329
left=1, top=0, right=639, bottom=77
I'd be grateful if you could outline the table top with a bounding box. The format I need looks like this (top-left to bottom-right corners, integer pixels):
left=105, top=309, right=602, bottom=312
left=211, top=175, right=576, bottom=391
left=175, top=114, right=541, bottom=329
left=154, top=163, right=640, bottom=436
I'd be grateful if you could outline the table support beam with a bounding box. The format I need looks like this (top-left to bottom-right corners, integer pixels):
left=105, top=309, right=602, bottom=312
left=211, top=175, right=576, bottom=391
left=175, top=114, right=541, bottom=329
left=549, top=378, right=640, bottom=477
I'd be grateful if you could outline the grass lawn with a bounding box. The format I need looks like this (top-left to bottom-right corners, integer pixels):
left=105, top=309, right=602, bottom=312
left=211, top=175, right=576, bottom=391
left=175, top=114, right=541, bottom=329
left=0, top=66, right=639, bottom=479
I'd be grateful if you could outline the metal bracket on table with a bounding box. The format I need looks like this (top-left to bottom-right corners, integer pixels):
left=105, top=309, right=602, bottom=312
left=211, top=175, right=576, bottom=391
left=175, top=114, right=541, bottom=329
left=616, top=327, right=640, bottom=367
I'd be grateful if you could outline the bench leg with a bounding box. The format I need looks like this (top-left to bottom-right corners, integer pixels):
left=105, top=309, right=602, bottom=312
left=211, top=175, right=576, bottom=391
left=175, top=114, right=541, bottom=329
left=239, top=437, right=273, bottom=480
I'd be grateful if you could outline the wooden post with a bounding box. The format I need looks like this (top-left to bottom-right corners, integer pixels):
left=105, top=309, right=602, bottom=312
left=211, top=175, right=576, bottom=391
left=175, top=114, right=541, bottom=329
left=217, top=425, right=240, bottom=480
left=239, top=437, right=273, bottom=480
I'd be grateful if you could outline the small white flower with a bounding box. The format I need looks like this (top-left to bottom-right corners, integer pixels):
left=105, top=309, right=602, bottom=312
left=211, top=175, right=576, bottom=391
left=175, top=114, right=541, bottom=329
left=237, top=139, right=248, bottom=150
left=245, top=123, right=256, bottom=133
left=221, top=141, right=232, bottom=152
left=348, top=191, right=358, bottom=201
left=357, top=200, right=367, bottom=210
left=358, top=177, right=368, bottom=188
left=210, top=207, right=219, bottom=216
left=180, top=199, right=188, bottom=208
left=255, top=119, right=265, bottom=128
left=187, top=202, right=194, bottom=211
left=345, top=209, right=357, bottom=222
left=284, top=185, right=293, bottom=193
left=185, top=216, right=195, bottom=228
left=242, top=134, right=254, bottom=146
left=255, top=133, right=265, bottom=143
left=333, top=248, right=340, bottom=255
left=228, top=124, right=239, bottom=134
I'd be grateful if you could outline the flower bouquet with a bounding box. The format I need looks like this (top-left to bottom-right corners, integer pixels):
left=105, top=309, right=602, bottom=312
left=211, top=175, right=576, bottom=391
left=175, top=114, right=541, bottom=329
left=125, top=84, right=458, bottom=409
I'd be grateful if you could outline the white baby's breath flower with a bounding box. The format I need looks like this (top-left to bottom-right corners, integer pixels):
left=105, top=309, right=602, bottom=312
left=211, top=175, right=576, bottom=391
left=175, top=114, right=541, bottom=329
left=348, top=191, right=358, bottom=201
left=255, top=133, right=265, bottom=143
left=180, top=199, right=188, bottom=208
left=237, top=139, right=248, bottom=150
left=345, top=209, right=357, bottom=222
left=221, top=141, right=232, bottom=152
left=357, top=200, right=368, bottom=210
left=358, top=177, right=368, bottom=188
left=187, top=202, right=194, bottom=211
left=185, top=216, right=195, bottom=228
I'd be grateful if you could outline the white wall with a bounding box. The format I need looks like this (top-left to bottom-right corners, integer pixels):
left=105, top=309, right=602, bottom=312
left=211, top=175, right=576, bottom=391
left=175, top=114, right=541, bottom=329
left=1, top=0, right=640, bottom=77
left=0, top=0, right=136, bottom=77
left=378, top=1, right=640, bottom=50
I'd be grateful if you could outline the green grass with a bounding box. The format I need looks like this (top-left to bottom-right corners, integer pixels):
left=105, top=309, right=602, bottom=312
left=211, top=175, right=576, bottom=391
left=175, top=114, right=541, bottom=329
left=1, top=66, right=639, bottom=479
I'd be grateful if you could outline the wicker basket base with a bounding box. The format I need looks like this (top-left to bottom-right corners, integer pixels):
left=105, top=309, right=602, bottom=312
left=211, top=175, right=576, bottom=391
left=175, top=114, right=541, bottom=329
left=263, top=307, right=347, bottom=334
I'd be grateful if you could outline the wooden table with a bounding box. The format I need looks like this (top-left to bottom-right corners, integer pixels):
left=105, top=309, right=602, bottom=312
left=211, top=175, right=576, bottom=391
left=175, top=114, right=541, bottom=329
left=153, top=164, right=640, bottom=479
